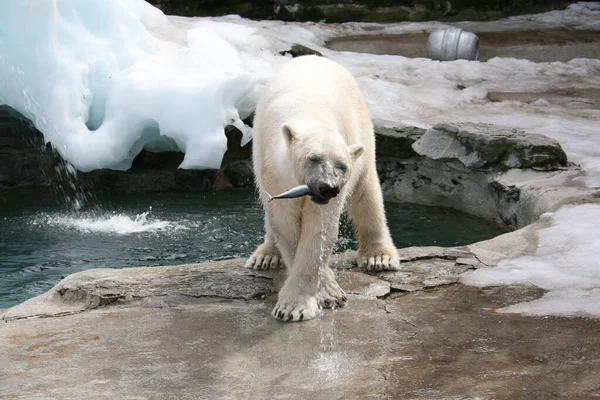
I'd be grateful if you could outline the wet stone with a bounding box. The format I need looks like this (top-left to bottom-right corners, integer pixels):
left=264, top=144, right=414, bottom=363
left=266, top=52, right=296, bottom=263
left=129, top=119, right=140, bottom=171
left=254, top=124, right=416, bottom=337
left=1, top=260, right=599, bottom=400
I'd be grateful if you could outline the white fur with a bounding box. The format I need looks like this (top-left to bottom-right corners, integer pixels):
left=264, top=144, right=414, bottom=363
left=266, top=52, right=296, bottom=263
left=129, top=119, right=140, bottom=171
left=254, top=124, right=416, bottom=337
left=246, top=56, right=400, bottom=322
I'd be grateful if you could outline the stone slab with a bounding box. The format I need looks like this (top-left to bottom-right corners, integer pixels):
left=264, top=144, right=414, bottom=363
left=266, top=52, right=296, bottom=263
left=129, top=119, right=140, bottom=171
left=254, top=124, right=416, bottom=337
left=1, top=270, right=599, bottom=400
left=2, top=237, right=600, bottom=399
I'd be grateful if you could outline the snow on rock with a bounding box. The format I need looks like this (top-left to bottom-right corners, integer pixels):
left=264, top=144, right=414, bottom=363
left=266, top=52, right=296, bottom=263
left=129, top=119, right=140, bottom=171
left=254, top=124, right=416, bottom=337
left=462, top=204, right=600, bottom=318
left=0, top=0, right=277, bottom=171
left=567, top=2, right=600, bottom=12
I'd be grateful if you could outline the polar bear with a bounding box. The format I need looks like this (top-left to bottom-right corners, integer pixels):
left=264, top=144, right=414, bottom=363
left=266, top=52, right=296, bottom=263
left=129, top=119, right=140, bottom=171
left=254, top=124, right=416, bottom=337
left=245, top=55, right=400, bottom=322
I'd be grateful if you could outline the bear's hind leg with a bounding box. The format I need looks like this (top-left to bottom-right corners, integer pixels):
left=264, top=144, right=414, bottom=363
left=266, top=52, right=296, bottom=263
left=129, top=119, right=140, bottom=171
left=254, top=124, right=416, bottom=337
left=244, top=212, right=284, bottom=270
left=347, top=166, right=400, bottom=271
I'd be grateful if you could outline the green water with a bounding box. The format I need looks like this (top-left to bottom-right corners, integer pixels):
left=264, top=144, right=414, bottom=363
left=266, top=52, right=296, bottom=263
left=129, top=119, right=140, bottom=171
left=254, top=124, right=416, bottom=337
left=0, top=188, right=505, bottom=308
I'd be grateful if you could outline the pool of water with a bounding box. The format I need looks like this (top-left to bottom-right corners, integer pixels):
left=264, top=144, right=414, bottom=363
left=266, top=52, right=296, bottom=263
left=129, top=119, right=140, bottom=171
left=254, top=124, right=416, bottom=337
left=0, top=188, right=505, bottom=308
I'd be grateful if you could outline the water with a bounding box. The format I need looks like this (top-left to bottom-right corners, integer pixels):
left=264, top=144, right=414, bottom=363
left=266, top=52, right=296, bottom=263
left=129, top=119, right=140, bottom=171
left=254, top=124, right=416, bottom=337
left=0, top=188, right=505, bottom=308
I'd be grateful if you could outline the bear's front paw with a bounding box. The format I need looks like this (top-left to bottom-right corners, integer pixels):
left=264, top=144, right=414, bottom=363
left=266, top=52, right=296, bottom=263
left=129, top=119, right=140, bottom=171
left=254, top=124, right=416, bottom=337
left=245, top=243, right=284, bottom=270
left=272, top=290, right=319, bottom=322
left=317, top=279, right=347, bottom=309
left=358, top=247, right=400, bottom=271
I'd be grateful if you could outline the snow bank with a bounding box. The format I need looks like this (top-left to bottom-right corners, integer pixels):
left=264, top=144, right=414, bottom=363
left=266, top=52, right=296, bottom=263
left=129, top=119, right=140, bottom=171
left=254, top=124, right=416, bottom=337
left=462, top=204, right=600, bottom=318
left=0, top=0, right=277, bottom=171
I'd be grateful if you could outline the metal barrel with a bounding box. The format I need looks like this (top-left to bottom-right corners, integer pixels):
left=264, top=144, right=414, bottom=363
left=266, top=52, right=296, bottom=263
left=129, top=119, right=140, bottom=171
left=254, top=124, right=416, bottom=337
left=427, top=28, right=479, bottom=61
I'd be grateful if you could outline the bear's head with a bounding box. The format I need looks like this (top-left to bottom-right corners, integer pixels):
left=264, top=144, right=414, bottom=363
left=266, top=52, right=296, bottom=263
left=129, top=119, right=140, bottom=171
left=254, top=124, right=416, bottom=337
left=282, top=122, right=364, bottom=205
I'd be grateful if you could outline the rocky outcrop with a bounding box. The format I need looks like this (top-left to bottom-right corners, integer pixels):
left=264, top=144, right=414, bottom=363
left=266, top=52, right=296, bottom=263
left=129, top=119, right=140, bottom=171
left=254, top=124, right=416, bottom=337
left=279, top=44, right=322, bottom=58
left=0, top=106, right=55, bottom=189
left=147, top=0, right=574, bottom=22
left=223, top=159, right=255, bottom=187
left=375, top=122, right=589, bottom=230
left=413, top=123, right=567, bottom=171
left=374, top=125, right=425, bottom=159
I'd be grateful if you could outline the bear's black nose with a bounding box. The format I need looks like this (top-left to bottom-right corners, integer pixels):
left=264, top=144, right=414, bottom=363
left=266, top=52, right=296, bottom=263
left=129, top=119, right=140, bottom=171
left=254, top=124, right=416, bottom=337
left=317, top=182, right=340, bottom=199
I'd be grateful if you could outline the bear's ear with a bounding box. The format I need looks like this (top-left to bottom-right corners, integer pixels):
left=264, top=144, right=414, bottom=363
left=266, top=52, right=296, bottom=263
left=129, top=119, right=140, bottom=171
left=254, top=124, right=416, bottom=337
left=282, top=123, right=298, bottom=146
left=348, top=144, right=365, bottom=160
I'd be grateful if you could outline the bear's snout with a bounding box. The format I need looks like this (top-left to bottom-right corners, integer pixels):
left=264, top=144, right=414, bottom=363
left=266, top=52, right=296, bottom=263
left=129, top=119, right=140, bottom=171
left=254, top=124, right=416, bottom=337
left=308, top=179, right=341, bottom=205
left=317, top=181, right=340, bottom=199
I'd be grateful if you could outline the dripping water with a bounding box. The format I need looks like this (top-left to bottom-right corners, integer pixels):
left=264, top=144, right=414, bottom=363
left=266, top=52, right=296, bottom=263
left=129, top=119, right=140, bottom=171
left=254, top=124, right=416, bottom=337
left=314, top=205, right=343, bottom=381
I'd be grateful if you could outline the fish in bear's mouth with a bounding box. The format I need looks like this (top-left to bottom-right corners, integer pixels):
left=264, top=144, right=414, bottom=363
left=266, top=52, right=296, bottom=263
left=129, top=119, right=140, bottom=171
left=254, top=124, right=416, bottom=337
left=267, top=184, right=338, bottom=205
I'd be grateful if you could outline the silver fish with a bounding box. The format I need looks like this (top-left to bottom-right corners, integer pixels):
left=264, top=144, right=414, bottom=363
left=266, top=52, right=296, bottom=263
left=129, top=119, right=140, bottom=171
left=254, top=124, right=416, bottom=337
left=267, top=185, right=312, bottom=202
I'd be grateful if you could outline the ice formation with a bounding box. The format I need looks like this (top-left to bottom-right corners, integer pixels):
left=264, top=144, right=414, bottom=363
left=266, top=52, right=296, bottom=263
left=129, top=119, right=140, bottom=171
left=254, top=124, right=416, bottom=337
left=1, top=0, right=599, bottom=179
left=0, top=0, right=277, bottom=171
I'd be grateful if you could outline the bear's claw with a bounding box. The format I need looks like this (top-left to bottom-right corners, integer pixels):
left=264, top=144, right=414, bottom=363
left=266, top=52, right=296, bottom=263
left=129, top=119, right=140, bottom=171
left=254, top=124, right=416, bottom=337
left=245, top=244, right=285, bottom=270
left=272, top=275, right=347, bottom=322
left=317, top=280, right=347, bottom=309
left=359, top=252, right=401, bottom=271
left=272, top=291, right=320, bottom=322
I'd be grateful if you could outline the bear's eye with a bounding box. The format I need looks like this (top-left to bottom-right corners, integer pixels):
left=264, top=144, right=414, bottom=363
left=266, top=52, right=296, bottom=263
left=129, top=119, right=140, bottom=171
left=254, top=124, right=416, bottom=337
left=308, top=154, right=322, bottom=163
left=336, top=163, right=348, bottom=173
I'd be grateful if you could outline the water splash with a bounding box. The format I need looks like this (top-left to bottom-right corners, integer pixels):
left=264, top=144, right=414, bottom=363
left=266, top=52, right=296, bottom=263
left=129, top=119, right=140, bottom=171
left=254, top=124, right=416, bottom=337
left=312, top=352, right=347, bottom=382
left=31, top=207, right=188, bottom=235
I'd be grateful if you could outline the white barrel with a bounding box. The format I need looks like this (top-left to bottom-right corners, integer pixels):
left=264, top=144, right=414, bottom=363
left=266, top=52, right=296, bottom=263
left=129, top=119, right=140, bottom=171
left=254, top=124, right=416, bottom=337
left=427, top=28, right=479, bottom=61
